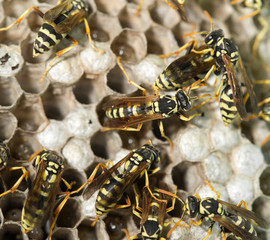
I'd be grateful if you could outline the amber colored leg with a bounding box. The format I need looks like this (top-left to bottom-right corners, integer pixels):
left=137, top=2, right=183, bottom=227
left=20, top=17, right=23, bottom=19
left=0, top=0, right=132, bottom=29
left=158, top=120, right=174, bottom=149
left=205, top=180, right=220, bottom=199
left=101, top=123, right=143, bottom=132
left=83, top=18, right=104, bottom=54
left=39, top=36, right=78, bottom=82
left=0, top=6, right=43, bottom=32
left=159, top=40, right=196, bottom=58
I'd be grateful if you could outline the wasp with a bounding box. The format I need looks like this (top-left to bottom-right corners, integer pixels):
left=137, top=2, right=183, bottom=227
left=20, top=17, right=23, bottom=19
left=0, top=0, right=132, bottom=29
left=102, top=87, right=209, bottom=148
left=73, top=141, right=161, bottom=227
left=0, top=0, right=104, bottom=82
left=188, top=11, right=258, bottom=126
left=123, top=183, right=178, bottom=240
left=167, top=180, right=269, bottom=240
left=20, top=148, right=72, bottom=239
left=153, top=43, right=215, bottom=95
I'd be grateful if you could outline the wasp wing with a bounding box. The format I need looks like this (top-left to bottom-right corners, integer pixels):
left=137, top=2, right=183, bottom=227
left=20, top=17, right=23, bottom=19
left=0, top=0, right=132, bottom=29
left=140, top=186, right=154, bottom=225
left=217, top=199, right=269, bottom=229
left=213, top=215, right=261, bottom=240
left=237, top=55, right=258, bottom=116
left=83, top=152, right=134, bottom=200
left=222, top=54, right=248, bottom=120
left=54, top=10, right=87, bottom=34
left=43, top=0, right=72, bottom=23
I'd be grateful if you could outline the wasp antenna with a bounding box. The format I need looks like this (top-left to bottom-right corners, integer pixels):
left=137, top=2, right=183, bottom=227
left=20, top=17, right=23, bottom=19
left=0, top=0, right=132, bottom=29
left=203, top=10, right=213, bottom=31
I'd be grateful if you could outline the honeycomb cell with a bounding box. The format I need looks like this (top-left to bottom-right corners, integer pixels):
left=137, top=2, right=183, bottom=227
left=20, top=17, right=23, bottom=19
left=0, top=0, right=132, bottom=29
left=60, top=167, right=87, bottom=196
left=62, top=138, right=94, bottom=169
left=8, top=130, right=42, bottom=160
left=149, top=0, right=180, bottom=29
left=37, top=120, right=70, bottom=150
left=0, top=112, right=17, bottom=141
left=0, top=222, right=26, bottom=240
left=177, top=127, right=210, bottom=162
left=259, top=166, right=270, bottom=196
left=94, top=0, right=126, bottom=16
left=226, top=175, right=254, bottom=204
left=132, top=54, right=165, bottom=87
left=77, top=218, right=97, bottom=240
left=232, top=144, right=264, bottom=177
left=3, top=0, right=35, bottom=18
left=57, top=198, right=82, bottom=228
left=111, top=29, right=147, bottom=64
left=16, top=63, right=49, bottom=94
left=46, top=54, right=84, bottom=85
left=90, top=131, right=122, bottom=159
left=0, top=45, right=24, bottom=77
left=118, top=4, right=151, bottom=31
left=252, top=196, right=270, bottom=227
left=73, top=75, right=107, bottom=104
left=27, top=228, right=44, bottom=240
left=145, top=25, right=178, bottom=55
left=106, top=63, right=138, bottom=94
left=203, top=151, right=231, bottom=184
left=0, top=191, right=25, bottom=221
left=0, top=17, right=29, bottom=46
left=80, top=44, right=114, bottom=75
left=197, top=182, right=229, bottom=201
left=41, top=85, right=75, bottom=121
left=104, top=213, right=127, bottom=240
left=171, top=161, right=203, bottom=192
left=51, top=228, right=77, bottom=240
left=0, top=77, right=23, bottom=109
left=13, top=95, right=48, bottom=133
left=89, top=12, right=122, bottom=43
left=210, top=122, right=240, bottom=153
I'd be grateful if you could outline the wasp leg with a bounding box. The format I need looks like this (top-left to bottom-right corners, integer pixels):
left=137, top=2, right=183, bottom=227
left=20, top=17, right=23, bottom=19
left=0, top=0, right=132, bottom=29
left=220, top=227, right=226, bottom=240
left=230, top=0, right=244, bottom=4
left=178, top=112, right=203, bottom=121
left=253, top=80, right=270, bottom=85
left=159, top=40, right=196, bottom=58
left=39, top=35, right=78, bottom=82
left=189, top=95, right=215, bottom=112
left=101, top=123, right=143, bottom=133
left=192, top=48, right=215, bottom=56
left=205, top=180, right=220, bottom=199
left=158, top=120, right=174, bottom=149
left=202, top=222, right=214, bottom=240
left=28, top=148, right=46, bottom=164
left=238, top=9, right=260, bottom=21
left=252, top=16, right=268, bottom=60
left=261, top=134, right=270, bottom=146
left=0, top=6, right=44, bottom=32
left=83, top=18, right=104, bottom=54
left=135, top=0, right=145, bottom=16
left=237, top=200, right=248, bottom=209
left=167, top=218, right=191, bottom=238
left=117, top=57, right=146, bottom=96
left=0, top=167, right=29, bottom=198
left=132, top=185, right=143, bottom=214
left=49, top=192, right=71, bottom=240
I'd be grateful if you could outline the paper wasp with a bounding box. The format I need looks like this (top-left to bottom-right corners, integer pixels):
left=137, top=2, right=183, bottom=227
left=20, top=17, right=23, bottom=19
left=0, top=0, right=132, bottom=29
left=19, top=148, right=74, bottom=240
left=166, top=180, right=269, bottom=240
left=0, top=0, right=104, bottom=82
left=153, top=43, right=215, bottom=95
left=72, top=141, right=161, bottom=227
left=187, top=11, right=258, bottom=126
left=123, top=183, right=178, bottom=240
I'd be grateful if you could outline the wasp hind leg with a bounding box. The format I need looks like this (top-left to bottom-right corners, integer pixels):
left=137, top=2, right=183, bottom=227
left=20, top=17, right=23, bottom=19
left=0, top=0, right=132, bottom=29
left=158, top=120, right=174, bottom=149
left=0, top=6, right=44, bottom=32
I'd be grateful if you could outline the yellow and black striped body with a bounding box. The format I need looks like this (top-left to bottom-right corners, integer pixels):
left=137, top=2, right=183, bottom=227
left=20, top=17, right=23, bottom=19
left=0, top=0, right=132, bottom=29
left=95, top=144, right=161, bottom=218
left=104, top=89, right=192, bottom=128
left=185, top=196, right=259, bottom=239
left=241, top=0, right=264, bottom=11
left=0, top=142, right=9, bottom=171
left=21, top=149, right=64, bottom=233
left=219, top=83, right=238, bottom=126
left=154, top=45, right=215, bottom=91
left=33, top=0, right=88, bottom=56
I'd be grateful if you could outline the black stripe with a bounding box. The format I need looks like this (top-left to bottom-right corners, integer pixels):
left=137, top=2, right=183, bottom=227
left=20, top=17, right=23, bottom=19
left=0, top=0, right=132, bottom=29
left=34, top=38, right=50, bottom=53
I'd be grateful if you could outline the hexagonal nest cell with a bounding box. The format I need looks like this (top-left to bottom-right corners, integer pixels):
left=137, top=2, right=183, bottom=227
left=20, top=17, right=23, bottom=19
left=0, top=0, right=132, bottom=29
left=0, top=0, right=270, bottom=240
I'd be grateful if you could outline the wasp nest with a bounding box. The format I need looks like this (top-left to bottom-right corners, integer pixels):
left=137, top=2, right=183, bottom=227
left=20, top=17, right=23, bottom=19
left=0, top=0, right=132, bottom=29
left=0, top=0, right=269, bottom=239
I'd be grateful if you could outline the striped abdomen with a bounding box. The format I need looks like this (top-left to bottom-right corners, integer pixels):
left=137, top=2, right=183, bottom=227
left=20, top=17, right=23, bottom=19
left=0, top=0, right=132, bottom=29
left=105, top=101, right=154, bottom=119
left=21, top=152, right=64, bottom=232
left=95, top=173, right=127, bottom=217
left=219, top=83, right=237, bottom=126
left=33, top=22, right=67, bottom=57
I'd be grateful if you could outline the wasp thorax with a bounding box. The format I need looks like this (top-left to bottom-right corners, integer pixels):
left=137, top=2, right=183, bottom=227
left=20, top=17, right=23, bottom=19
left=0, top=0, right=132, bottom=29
left=205, top=29, right=224, bottom=46
left=186, top=196, right=199, bottom=218
left=176, top=90, right=191, bottom=111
